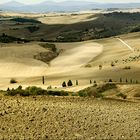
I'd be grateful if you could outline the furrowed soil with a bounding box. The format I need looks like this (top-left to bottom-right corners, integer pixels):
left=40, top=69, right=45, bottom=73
left=0, top=95, right=140, bottom=139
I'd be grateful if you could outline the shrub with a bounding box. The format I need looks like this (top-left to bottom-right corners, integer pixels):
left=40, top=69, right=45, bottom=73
left=78, top=83, right=117, bottom=98
left=117, top=93, right=127, bottom=99
left=47, top=90, right=68, bottom=96
left=17, top=85, right=22, bottom=90
left=72, top=93, right=78, bottom=96
left=40, top=43, right=57, bottom=52
left=0, top=33, right=30, bottom=43
left=7, top=86, right=46, bottom=96
left=130, top=25, right=140, bottom=32
left=78, top=91, right=87, bottom=97
left=111, top=62, right=115, bottom=67
left=19, top=91, right=30, bottom=96
left=97, top=83, right=116, bottom=93
left=109, top=79, right=113, bottom=82
left=25, top=86, right=46, bottom=95
left=47, top=86, right=52, bottom=89
left=7, top=88, right=17, bottom=96
left=0, top=33, right=18, bottom=43
left=123, top=66, right=131, bottom=70
left=10, top=78, right=17, bottom=84
left=6, top=86, right=69, bottom=96
left=85, top=64, right=92, bottom=67
left=134, top=93, right=140, bottom=97
left=92, top=91, right=104, bottom=98
left=86, top=87, right=103, bottom=98
left=11, top=18, right=41, bottom=23
left=26, top=26, right=40, bottom=33
left=93, top=83, right=98, bottom=87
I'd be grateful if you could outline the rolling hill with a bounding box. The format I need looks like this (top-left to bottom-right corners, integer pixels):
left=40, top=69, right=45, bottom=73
left=0, top=32, right=139, bottom=91
left=0, top=12, right=140, bottom=42
left=0, top=3, right=140, bottom=140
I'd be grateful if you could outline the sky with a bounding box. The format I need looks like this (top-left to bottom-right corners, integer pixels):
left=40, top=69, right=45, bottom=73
left=0, top=0, right=140, bottom=4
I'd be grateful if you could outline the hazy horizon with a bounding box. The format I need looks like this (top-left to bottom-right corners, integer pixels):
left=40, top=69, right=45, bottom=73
left=0, top=0, right=140, bottom=5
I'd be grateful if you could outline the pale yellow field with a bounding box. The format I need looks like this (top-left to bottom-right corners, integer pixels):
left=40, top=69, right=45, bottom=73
left=0, top=41, right=103, bottom=90
left=0, top=11, right=98, bottom=25
left=0, top=32, right=139, bottom=91
left=38, top=13, right=97, bottom=24
left=0, top=42, right=49, bottom=78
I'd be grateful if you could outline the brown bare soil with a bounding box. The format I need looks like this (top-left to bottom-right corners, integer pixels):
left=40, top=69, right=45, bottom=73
left=0, top=95, right=140, bottom=139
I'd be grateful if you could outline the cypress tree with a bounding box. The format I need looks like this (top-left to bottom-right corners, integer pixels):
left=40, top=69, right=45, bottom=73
left=62, top=81, right=67, bottom=87
left=42, top=76, right=45, bottom=85
left=76, top=80, right=78, bottom=86
left=90, top=80, right=92, bottom=84
left=109, top=79, right=113, bottom=82
left=67, top=80, right=73, bottom=87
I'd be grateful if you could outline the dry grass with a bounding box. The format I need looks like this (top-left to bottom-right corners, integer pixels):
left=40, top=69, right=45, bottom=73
left=0, top=32, right=139, bottom=92
left=38, top=13, right=97, bottom=25
left=0, top=42, right=49, bottom=78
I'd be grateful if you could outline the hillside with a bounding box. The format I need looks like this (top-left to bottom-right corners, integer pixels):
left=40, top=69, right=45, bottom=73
left=0, top=32, right=139, bottom=91
left=0, top=9, right=140, bottom=140
left=0, top=12, right=140, bottom=42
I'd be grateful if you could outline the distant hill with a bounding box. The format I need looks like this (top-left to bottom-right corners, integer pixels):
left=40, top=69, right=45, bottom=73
left=1, top=1, right=25, bottom=7
left=0, top=12, right=140, bottom=42
left=0, top=1, right=140, bottom=12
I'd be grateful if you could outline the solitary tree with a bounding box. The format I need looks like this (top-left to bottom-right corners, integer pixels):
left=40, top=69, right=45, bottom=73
left=67, top=80, right=73, bottom=87
left=90, top=80, right=92, bottom=84
left=76, top=80, right=78, bottom=86
left=120, top=78, right=122, bottom=83
left=42, top=76, right=45, bottom=85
